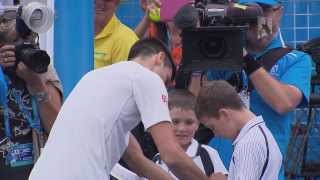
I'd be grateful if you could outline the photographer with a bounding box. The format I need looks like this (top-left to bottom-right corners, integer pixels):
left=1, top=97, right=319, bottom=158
left=207, top=0, right=312, bottom=179
left=0, top=6, right=62, bottom=180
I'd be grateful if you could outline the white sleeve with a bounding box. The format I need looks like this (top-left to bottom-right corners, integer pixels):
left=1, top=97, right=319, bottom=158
left=133, top=73, right=171, bottom=129
left=229, top=142, right=265, bottom=180
left=111, top=163, right=144, bottom=180
left=203, top=145, right=228, bottom=175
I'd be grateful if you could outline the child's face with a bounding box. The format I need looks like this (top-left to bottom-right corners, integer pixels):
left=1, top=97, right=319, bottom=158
left=170, top=107, right=199, bottom=149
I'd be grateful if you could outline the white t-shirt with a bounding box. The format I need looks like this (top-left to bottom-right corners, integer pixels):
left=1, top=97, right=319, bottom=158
left=29, top=61, right=171, bottom=180
left=154, top=139, right=228, bottom=179
left=228, top=116, right=282, bottom=180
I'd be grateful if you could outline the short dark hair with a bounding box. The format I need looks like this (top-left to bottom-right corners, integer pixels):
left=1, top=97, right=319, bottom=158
left=195, top=80, right=245, bottom=119
left=168, top=89, right=196, bottom=111
left=128, top=38, right=176, bottom=80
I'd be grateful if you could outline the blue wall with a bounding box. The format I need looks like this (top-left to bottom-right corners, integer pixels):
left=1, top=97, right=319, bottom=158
left=54, top=0, right=93, bottom=97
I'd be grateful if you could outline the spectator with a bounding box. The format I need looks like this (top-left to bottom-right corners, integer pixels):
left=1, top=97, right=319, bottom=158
left=207, top=1, right=312, bottom=179
left=94, top=0, right=138, bottom=68
left=153, top=89, right=228, bottom=179
left=29, top=38, right=222, bottom=180
left=196, top=80, right=282, bottom=180
left=0, top=6, right=63, bottom=180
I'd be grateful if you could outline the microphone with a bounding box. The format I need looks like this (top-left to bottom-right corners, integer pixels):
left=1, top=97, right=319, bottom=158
left=173, top=4, right=199, bottom=30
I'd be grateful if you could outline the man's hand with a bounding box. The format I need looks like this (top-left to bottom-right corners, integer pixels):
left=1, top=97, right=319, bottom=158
left=209, top=172, right=227, bottom=180
left=140, top=0, right=161, bottom=12
left=0, top=45, right=16, bottom=68
left=16, top=62, right=47, bottom=93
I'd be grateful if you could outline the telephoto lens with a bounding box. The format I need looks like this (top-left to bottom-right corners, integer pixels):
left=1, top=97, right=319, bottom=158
left=15, top=43, right=50, bottom=73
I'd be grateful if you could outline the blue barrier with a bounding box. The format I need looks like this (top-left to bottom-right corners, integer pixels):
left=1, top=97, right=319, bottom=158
left=54, top=0, right=93, bottom=97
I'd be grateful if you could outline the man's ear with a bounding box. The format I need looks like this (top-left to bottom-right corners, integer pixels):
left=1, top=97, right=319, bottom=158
left=155, top=51, right=166, bottom=66
left=218, top=108, right=229, bottom=121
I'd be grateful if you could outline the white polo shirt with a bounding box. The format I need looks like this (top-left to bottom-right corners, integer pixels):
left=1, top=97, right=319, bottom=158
left=154, top=139, right=228, bottom=179
left=228, top=116, right=282, bottom=180
left=29, top=61, right=171, bottom=180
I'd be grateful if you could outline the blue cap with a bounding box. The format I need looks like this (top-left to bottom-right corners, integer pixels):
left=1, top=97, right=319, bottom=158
left=238, top=0, right=281, bottom=6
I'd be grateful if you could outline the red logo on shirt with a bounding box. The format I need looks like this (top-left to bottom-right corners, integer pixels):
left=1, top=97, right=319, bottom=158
left=161, top=94, right=168, bottom=103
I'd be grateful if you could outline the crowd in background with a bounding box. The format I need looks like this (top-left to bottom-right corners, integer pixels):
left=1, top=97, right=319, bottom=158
left=0, top=0, right=315, bottom=179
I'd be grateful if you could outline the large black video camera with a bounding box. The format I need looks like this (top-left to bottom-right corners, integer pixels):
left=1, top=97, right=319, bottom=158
left=176, top=0, right=266, bottom=88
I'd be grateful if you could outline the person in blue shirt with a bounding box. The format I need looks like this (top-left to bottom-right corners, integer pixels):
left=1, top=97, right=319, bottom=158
left=208, top=0, right=312, bottom=179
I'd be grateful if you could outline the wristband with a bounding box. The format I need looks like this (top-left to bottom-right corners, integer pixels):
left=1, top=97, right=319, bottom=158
left=33, top=91, right=49, bottom=103
left=243, top=54, right=261, bottom=76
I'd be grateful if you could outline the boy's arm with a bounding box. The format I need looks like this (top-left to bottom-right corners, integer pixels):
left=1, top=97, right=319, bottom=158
left=123, top=134, right=174, bottom=180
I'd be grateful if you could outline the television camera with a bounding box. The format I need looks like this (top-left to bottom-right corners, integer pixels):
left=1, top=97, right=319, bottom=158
left=176, top=0, right=272, bottom=88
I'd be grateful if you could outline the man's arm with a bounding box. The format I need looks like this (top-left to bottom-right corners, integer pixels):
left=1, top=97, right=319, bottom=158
left=134, top=0, right=161, bottom=38
left=244, top=50, right=311, bottom=114
left=123, top=134, right=174, bottom=180
left=16, top=63, right=62, bottom=133
left=249, top=67, right=302, bottom=114
left=148, top=122, right=209, bottom=180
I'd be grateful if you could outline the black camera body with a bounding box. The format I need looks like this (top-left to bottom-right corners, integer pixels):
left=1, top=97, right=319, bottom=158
left=15, top=43, right=50, bottom=74
left=176, top=1, right=264, bottom=88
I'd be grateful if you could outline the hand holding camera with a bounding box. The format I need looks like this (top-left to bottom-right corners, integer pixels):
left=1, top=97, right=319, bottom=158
left=0, top=44, right=16, bottom=68
left=0, top=43, right=45, bottom=87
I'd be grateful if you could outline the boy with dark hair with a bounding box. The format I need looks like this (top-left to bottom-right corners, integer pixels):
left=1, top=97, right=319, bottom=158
left=153, top=89, right=228, bottom=179
left=195, top=80, right=282, bottom=180
left=30, top=38, right=217, bottom=180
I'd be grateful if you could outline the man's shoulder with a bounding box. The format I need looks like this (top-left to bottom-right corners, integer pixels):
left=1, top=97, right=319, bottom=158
left=113, top=21, right=138, bottom=43
left=279, top=49, right=312, bottom=64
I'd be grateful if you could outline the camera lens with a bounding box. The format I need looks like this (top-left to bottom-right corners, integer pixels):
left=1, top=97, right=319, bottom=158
left=200, top=37, right=227, bottom=58
left=15, top=43, right=50, bottom=73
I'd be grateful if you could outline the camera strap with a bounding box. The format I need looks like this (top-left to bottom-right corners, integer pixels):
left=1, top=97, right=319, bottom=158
left=0, top=67, right=11, bottom=139
left=248, top=47, right=293, bottom=92
left=0, top=72, right=43, bottom=140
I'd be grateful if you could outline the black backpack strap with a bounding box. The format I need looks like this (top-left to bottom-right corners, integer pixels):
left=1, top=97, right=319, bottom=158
left=194, top=123, right=214, bottom=144
left=196, top=144, right=215, bottom=176
left=152, top=153, right=162, bottom=164
left=258, top=126, right=269, bottom=180
left=259, top=47, right=293, bottom=71
left=110, top=175, right=119, bottom=180
left=248, top=47, right=293, bottom=92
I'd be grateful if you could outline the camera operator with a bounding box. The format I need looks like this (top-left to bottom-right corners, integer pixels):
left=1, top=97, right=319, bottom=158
left=207, top=0, right=312, bottom=179
left=0, top=8, right=62, bottom=180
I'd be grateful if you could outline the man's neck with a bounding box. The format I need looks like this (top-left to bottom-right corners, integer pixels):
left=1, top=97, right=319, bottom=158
left=132, top=57, right=154, bottom=70
left=95, top=14, right=114, bottom=36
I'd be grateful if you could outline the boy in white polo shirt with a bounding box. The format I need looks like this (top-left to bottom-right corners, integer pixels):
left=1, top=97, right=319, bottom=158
left=154, top=89, right=228, bottom=179
left=195, top=81, right=282, bottom=180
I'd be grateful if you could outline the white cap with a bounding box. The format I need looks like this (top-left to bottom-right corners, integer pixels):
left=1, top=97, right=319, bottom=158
left=21, top=1, right=54, bottom=33
left=20, top=0, right=47, bottom=6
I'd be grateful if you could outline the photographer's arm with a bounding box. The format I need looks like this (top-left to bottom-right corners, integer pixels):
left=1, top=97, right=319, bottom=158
left=123, top=134, right=174, bottom=180
left=16, top=63, right=62, bottom=134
